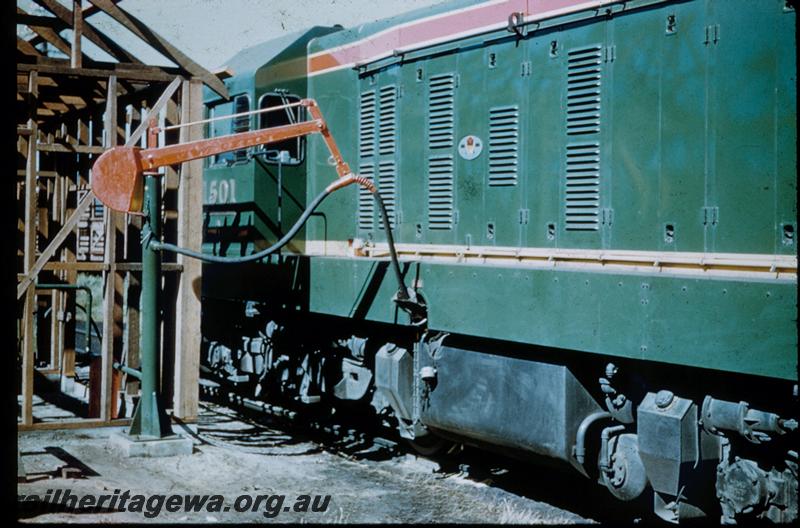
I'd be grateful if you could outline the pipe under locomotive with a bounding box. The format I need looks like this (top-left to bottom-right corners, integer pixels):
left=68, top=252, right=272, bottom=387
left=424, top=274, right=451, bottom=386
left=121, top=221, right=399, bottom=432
left=196, top=0, right=798, bottom=523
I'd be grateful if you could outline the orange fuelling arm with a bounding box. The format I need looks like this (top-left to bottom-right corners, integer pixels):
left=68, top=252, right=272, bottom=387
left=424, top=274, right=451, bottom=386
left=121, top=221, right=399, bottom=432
left=91, top=99, right=365, bottom=213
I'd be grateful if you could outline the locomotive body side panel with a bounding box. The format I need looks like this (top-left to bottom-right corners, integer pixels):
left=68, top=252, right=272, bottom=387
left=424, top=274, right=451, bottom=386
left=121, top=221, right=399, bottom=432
left=303, top=0, right=797, bottom=380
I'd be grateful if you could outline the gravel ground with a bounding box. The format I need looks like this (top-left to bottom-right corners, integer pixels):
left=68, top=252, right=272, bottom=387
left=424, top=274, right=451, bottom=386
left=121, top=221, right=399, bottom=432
left=18, top=402, right=597, bottom=524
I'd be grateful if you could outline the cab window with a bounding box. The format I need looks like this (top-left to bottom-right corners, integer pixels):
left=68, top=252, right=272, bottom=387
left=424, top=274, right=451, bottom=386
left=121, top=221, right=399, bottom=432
left=209, top=94, right=250, bottom=166
left=257, top=93, right=304, bottom=165
left=230, top=94, right=251, bottom=163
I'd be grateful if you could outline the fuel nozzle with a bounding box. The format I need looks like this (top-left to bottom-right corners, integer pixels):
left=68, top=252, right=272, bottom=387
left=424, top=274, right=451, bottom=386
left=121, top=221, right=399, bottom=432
left=393, top=287, right=427, bottom=326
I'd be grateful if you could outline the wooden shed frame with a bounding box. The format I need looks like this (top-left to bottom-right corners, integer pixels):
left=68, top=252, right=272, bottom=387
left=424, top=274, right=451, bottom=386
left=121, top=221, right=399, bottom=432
left=17, top=0, right=227, bottom=430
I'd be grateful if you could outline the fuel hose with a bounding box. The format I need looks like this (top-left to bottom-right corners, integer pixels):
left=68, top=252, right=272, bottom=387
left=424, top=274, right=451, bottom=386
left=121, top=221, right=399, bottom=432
left=148, top=177, right=410, bottom=302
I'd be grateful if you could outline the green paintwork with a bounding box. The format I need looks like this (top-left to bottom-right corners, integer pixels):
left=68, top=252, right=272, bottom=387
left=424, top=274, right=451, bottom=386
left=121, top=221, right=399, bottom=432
left=129, top=174, right=173, bottom=438
left=204, top=0, right=797, bottom=381
left=307, top=256, right=796, bottom=380
left=201, top=27, right=340, bottom=256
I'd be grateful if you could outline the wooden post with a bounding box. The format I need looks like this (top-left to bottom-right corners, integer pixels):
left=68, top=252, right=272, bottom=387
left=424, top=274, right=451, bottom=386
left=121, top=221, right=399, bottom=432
left=99, top=75, right=123, bottom=421
left=50, top=289, right=62, bottom=370
left=172, top=79, right=203, bottom=421
left=123, top=271, right=141, bottom=397
left=21, top=71, right=39, bottom=426
left=71, top=1, right=83, bottom=69
left=62, top=156, right=77, bottom=380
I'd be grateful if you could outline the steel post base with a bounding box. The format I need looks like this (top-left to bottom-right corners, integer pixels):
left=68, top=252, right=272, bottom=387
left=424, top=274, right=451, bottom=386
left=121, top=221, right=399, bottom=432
left=110, top=431, right=193, bottom=458
left=128, top=390, right=174, bottom=439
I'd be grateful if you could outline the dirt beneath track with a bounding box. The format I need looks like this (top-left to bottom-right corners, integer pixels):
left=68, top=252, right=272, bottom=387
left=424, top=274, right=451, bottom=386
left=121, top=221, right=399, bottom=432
left=18, top=402, right=599, bottom=524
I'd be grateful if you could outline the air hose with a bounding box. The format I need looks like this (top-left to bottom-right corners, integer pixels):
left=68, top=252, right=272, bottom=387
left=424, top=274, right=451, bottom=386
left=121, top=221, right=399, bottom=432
left=147, top=177, right=425, bottom=321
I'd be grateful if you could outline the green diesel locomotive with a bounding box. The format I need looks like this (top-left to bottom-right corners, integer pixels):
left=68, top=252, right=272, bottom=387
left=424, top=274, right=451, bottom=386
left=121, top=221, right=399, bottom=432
left=198, top=0, right=797, bottom=522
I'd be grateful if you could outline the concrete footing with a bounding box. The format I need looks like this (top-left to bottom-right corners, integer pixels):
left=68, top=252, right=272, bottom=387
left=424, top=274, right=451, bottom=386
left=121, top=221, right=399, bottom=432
left=110, top=431, right=194, bottom=458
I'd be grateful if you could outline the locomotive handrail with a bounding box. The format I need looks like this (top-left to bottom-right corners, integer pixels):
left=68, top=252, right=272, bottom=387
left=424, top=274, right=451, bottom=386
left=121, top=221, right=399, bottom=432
left=158, top=100, right=305, bottom=132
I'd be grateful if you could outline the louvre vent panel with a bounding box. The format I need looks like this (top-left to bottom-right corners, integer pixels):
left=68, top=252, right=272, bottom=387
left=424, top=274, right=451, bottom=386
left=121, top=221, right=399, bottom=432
left=357, top=163, right=375, bottom=231
left=378, top=85, right=397, bottom=156
left=359, top=90, right=376, bottom=158
left=565, top=143, right=600, bottom=231
left=428, top=74, right=456, bottom=149
left=488, top=106, right=519, bottom=186
left=566, top=45, right=602, bottom=136
left=378, top=161, right=397, bottom=229
left=428, top=155, right=455, bottom=230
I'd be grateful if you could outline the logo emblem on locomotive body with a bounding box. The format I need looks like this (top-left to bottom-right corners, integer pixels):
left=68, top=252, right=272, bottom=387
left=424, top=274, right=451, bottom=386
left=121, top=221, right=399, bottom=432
left=458, top=135, right=483, bottom=160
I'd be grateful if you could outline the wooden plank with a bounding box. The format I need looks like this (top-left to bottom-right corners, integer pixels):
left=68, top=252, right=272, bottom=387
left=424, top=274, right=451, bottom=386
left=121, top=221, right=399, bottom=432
left=81, top=0, right=120, bottom=18
left=173, top=80, right=204, bottom=420
left=17, top=62, right=179, bottom=83
left=71, top=0, right=82, bottom=69
left=85, top=0, right=228, bottom=98
left=43, top=261, right=107, bottom=272
left=17, top=419, right=131, bottom=432
left=17, top=14, right=69, bottom=29
left=17, top=36, right=42, bottom=57
left=50, top=290, right=63, bottom=370
left=21, top=71, right=39, bottom=427
left=21, top=290, right=36, bottom=426
left=104, top=75, right=117, bottom=148
left=123, top=271, right=141, bottom=396
left=61, top=183, right=78, bottom=379
left=100, top=75, right=123, bottom=422
left=126, top=76, right=182, bottom=147
left=16, top=191, right=94, bottom=300
left=37, top=142, right=105, bottom=154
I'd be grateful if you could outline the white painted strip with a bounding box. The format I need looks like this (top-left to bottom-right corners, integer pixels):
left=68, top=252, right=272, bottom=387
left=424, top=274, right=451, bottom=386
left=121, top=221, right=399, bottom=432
left=302, top=240, right=798, bottom=281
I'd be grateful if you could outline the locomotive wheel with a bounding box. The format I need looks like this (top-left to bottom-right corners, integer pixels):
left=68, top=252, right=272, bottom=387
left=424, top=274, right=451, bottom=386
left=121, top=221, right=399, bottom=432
left=599, top=433, right=648, bottom=502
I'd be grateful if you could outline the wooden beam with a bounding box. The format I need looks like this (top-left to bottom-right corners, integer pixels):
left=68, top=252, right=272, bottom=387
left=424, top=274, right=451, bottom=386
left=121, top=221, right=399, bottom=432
left=41, top=101, right=71, bottom=113
left=43, top=261, right=107, bottom=272
left=18, top=62, right=180, bottom=83
left=17, top=36, right=42, bottom=57
left=50, top=289, right=63, bottom=371
left=173, top=79, right=203, bottom=421
left=28, top=0, right=121, bottom=43
left=16, top=14, right=68, bottom=29
left=104, top=75, right=117, bottom=147
left=61, top=170, right=78, bottom=379
left=17, top=8, right=90, bottom=67
left=21, top=72, right=39, bottom=427
left=71, top=1, right=82, bottom=69
left=17, top=418, right=131, bottom=432
left=100, top=75, right=121, bottom=422
left=82, top=0, right=121, bottom=19
left=86, top=0, right=228, bottom=98
left=37, top=142, right=105, bottom=154
left=127, top=76, right=182, bottom=146
left=33, top=0, right=143, bottom=65
left=17, top=193, right=93, bottom=300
